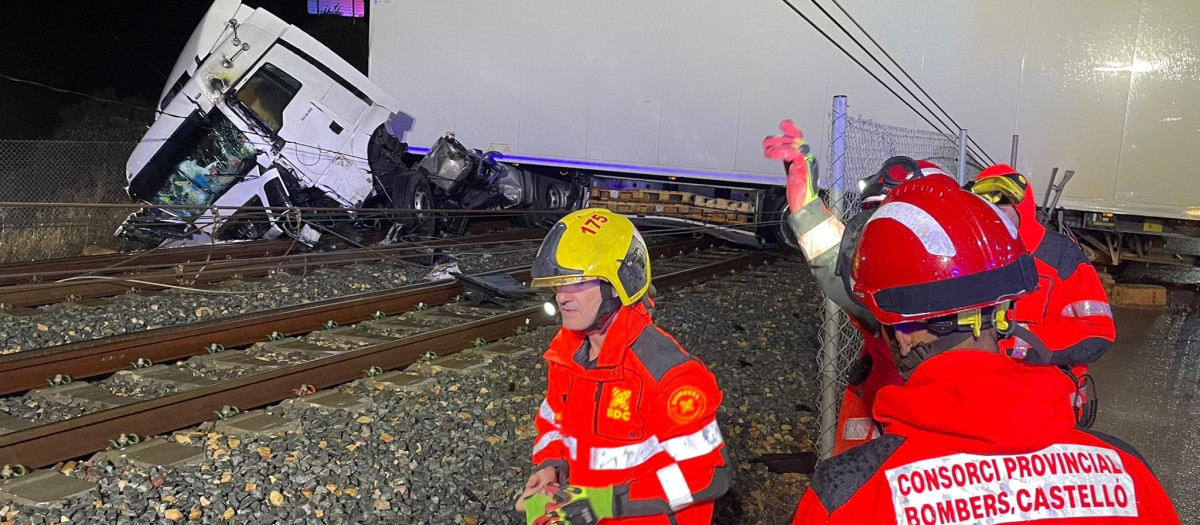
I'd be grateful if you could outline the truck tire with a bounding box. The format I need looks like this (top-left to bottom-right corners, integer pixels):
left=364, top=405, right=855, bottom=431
left=761, top=193, right=800, bottom=250
left=388, top=170, right=438, bottom=239
left=519, top=177, right=571, bottom=229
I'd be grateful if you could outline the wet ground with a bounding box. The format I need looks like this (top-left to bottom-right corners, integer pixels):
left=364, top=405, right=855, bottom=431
left=1090, top=288, right=1200, bottom=522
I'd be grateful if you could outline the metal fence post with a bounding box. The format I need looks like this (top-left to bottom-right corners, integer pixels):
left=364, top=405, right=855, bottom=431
left=831, top=96, right=847, bottom=208
left=957, top=128, right=969, bottom=184
left=818, top=95, right=848, bottom=460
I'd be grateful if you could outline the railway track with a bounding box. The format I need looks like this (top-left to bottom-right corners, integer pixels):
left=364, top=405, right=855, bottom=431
left=0, top=238, right=773, bottom=472
left=0, top=225, right=541, bottom=309
left=0, top=220, right=517, bottom=290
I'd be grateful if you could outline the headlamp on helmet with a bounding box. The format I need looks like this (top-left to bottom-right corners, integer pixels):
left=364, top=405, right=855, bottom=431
left=859, top=157, right=947, bottom=210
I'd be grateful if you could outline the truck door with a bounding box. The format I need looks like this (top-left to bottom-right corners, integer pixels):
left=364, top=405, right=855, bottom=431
left=229, top=44, right=372, bottom=206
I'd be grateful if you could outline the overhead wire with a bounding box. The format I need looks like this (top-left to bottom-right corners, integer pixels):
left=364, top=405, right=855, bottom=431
left=778, top=0, right=993, bottom=166
left=822, top=0, right=996, bottom=164
left=802, top=0, right=991, bottom=165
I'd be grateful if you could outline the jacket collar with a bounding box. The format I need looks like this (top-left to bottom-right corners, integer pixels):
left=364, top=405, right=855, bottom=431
left=544, top=303, right=653, bottom=370
left=873, top=350, right=1077, bottom=455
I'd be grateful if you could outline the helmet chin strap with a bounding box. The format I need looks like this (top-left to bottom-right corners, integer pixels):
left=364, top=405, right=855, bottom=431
left=584, top=282, right=622, bottom=334
left=894, top=331, right=974, bottom=380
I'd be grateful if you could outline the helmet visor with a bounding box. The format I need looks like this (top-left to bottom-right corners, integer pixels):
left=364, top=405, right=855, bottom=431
left=966, top=175, right=1027, bottom=206
left=530, top=275, right=603, bottom=290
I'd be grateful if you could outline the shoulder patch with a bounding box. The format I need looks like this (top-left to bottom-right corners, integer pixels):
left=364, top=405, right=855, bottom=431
left=630, top=325, right=693, bottom=382
left=811, top=434, right=905, bottom=512
left=1033, top=231, right=1089, bottom=281
left=666, top=384, right=707, bottom=424
left=1084, top=430, right=1154, bottom=473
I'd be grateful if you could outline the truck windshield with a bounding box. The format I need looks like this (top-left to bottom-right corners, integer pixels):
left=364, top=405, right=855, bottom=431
left=233, top=63, right=301, bottom=134
left=129, top=111, right=258, bottom=218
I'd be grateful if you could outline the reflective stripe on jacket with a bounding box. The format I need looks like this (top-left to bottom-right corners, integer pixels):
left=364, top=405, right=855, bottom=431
left=533, top=303, right=731, bottom=524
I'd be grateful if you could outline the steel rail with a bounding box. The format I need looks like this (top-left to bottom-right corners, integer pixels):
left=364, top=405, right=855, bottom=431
left=0, top=219, right=517, bottom=288
left=0, top=247, right=775, bottom=470
left=0, top=238, right=716, bottom=395
left=0, top=229, right=545, bottom=308
left=0, top=241, right=298, bottom=288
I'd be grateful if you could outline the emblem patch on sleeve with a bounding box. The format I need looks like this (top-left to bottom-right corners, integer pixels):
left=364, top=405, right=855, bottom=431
left=667, top=386, right=707, bottom=424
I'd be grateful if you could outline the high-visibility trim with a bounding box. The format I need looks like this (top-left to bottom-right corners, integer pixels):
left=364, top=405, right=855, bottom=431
left=538, top=399, right=560, bottom=428
left=1008, top=336, right=1032, bottom=359
left=656, top=463, right=694, bottom=511
left=1062, top=300, right=1114, bottom=319
left=662, top=420, right=724, bottom=462
left=590, top=436, right=662, bottom=471
left=590, top=420, right=725, bottom=470
left=533, top=431, right=577, bottom=461
left=868, top=202, right=955, bottom=257
left=798, top=215, right=845, bottom=259
left=842, top=418, right=874, bottom=441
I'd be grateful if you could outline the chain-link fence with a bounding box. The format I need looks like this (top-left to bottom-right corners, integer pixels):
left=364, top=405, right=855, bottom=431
left=813, top=100, right=987, bottom=459
left=0, top=140, right=139, bottom=263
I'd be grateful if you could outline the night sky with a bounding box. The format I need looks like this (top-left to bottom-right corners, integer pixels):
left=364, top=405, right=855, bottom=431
left=0, top=1, right=349, bottom=139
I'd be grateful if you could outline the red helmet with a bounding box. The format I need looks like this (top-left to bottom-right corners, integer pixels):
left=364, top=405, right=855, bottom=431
left=966, top=164, right=1047, bottom=249
left=859, top=156, right=949, bottom=209
left=850, top=174, right=1038, bottom=325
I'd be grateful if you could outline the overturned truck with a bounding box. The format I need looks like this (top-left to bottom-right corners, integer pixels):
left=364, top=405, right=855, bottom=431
left=119, top=0, right=576, bottom=247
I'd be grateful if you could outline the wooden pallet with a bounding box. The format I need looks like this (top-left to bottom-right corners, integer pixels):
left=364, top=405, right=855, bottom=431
left=633, top=190, right=691, bottom=203
left=687, top=195, right=757, bottom=213
left=725, top=200, right=755, bottom=213
left=594, top=200, right=638, bottom=214
left=591, top=188, right=753, bottom=219
left=590, top=188, right=636, bottom=201
left=684, top=206, right=749, bottom=225
left=634, top=203, right=685, bottom=215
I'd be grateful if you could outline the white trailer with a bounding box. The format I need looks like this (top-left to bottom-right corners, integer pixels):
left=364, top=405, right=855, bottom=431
left=124, top=0, right=1200, bottom=261
left=368, top=0, right=1200, bottom=263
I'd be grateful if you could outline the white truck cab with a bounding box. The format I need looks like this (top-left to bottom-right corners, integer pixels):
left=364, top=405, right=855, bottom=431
left=120, top=0, right=399, bottom=246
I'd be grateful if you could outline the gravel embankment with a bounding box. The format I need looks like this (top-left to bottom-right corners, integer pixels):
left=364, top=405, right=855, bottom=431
left=0, top=254, right=826, bottom=525
left=0, top=241, right=543, bottom=354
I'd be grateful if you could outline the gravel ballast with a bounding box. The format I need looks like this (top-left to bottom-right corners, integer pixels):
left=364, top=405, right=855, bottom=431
left=0, top=240, right=546, bottom=354
left=0, top=253, right=826, bottom=525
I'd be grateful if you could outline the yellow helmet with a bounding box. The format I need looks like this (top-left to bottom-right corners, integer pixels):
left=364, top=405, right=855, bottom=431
left=530, top=208, right=651, bottom=306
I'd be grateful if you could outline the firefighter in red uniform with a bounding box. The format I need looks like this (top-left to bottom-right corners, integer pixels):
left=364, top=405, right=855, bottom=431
left=790, top=175, right=1178, bottom=524
left=763, top=120, right=948, bottom=453
left=515, top=208, right=732, bottom=525
left=966, top=165, right=1117, bottom=427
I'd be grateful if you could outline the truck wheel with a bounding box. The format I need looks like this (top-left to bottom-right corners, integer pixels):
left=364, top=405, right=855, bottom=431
left=388, top=170, right=438, bottom=239
left=761, top=194, right=800, bottom=250
left=439, top=209, right=469, bottom=237
left=520, top=178, right=571, bottom=229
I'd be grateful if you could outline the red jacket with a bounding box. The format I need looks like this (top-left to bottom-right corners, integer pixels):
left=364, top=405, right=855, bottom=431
left=791, top=199, right=904, bottom=452
left=532, top=303, right=731, bottom=524
left=989, top=176, right=1116, bottom=370
left=832, top=320, right=901, bottom=454
left=791, top=351, right=1179, bottom=524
